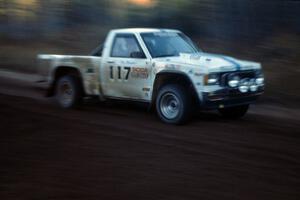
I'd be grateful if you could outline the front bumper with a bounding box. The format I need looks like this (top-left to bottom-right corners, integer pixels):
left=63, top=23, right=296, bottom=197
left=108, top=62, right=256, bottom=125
left=201, top=87, right=264, bottom=110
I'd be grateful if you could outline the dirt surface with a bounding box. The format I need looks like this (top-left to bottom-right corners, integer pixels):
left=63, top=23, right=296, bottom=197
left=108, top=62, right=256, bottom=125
left=0, top=71, right=300, bottom=200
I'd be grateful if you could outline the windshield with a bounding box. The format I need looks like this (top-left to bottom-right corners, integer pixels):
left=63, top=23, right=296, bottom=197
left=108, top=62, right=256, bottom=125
left=141, top=32, right=199, bottom=58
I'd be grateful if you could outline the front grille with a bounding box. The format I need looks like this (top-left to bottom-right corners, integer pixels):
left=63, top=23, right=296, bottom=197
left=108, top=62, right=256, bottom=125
left=220, top=70, right=256, bottom=87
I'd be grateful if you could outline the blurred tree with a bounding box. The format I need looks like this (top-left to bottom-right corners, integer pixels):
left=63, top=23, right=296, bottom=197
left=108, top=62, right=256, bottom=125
left=0, top=0, right=299, bottom=41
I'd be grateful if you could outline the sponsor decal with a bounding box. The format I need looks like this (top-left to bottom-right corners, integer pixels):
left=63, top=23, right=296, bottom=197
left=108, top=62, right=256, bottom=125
left=131, top=67, right=149, bottom=79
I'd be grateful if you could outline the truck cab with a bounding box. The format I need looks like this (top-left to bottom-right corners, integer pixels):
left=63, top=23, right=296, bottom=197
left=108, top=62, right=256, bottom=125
left=37, top=28, right=264, bottom=124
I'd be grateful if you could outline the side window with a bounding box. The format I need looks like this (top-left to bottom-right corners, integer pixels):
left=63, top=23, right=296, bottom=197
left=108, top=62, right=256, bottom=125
left=111, top=34, right=145, bottom=58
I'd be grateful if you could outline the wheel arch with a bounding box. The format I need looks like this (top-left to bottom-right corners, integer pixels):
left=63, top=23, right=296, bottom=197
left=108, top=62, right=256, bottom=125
left=151, top=71, right=200, bottom=108
left=47, top=66, right=84, bottom=97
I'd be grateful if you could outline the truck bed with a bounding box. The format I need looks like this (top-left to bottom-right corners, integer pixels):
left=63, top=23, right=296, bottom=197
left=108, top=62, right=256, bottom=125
left=37, top=54, right=102, bottom=95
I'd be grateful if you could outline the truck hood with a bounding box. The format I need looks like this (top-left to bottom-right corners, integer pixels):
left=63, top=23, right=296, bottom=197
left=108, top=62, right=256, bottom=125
left=153, top=52, right=261, bottom=73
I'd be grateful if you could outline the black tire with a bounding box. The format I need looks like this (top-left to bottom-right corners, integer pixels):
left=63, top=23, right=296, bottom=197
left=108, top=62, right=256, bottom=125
left=218, top=104, right=249, bottom=119
left=55, top=75, right=83, bottom=108
left=156, top=84, right=191, bottom=125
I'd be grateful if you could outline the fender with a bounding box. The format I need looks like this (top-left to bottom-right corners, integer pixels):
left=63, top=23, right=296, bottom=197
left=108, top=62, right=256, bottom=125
left=151, top=70, right=201, bottom=107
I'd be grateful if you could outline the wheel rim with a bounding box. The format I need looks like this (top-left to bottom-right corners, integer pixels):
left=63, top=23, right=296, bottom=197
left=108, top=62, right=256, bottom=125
left=160, top=92, right=181, bottom=120
left=59, top=81, right=73, bottom=106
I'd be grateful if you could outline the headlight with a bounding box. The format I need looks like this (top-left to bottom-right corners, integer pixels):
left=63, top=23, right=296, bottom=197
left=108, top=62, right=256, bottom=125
left=238, top=78, right=250, bottom=93
left=249, top=78, right=258, bottom=92
left=255, top=70, right=265, bottom=86
left=228, top=76, right=240, bottom=88
left=256, top=77, right=264, bottom=85
left=204, top=74, right=219, bottom=85
left=239, top=86, right=249, bottom=93
left=250, top=85, right=258, bottom=92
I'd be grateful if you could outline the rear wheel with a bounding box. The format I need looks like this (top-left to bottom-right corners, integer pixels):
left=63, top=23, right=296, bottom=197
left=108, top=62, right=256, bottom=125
left=156, top=84, right=191, bottom=125
left=55, top=75, right=82, bottom=108
left=218, top=104, right=249, bottom=119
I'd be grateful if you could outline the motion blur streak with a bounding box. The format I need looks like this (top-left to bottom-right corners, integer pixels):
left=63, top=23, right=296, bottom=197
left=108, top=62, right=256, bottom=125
left=128, top=0, right=155, bottom=7
left=0, top=0, right=300, bottom=200
left=0, top=0, right=299, bottom=105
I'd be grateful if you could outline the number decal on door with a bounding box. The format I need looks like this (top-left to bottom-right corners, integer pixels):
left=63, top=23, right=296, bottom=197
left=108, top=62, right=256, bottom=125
left=117, top=66, right=121, bottom=79
left=109, top=66, right=131, bottom=80
left=124, top=67, right=131, bottom=80
left=109, top=66, right=114, bottom=79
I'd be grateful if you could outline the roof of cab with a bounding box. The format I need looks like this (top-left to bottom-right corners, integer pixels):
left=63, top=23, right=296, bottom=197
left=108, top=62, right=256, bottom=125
left=111, top=28, right=180, bottom=34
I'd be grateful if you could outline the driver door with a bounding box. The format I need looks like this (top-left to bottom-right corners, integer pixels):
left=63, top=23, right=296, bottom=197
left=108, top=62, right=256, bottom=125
left=102, top=33, right=152, bottom=101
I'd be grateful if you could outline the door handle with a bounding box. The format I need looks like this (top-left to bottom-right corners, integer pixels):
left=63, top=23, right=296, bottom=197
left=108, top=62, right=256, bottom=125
left=107, top=61, right=115, bottom=64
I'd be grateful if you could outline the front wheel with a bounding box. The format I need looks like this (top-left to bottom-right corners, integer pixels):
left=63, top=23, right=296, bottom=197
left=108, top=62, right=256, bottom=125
left=156, top=84, right=191, bottom=125
left=218, top=104, right=249, bottom=119
left=55, top=75, right=82, bottom=108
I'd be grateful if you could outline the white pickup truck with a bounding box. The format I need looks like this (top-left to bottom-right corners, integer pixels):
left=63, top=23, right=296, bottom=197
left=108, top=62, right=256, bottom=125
left=37, top=28, right=264, bottom=124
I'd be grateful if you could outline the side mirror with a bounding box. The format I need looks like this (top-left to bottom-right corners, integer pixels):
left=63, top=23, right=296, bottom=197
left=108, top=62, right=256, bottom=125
left=91, top=44, right=103, bottom=57
left=130, top=51, right=146, bottom=59
left=94, top=51, right=102, bottom=57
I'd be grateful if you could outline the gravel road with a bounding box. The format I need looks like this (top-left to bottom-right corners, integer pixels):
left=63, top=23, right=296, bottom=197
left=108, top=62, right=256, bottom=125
left=0, top=71, right=299, bottom=200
